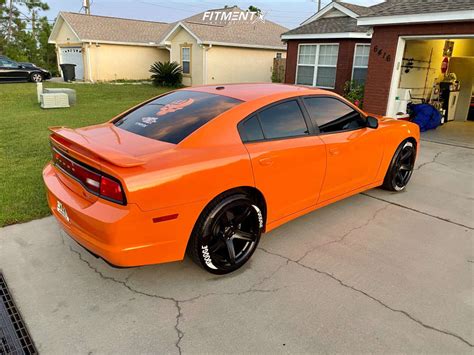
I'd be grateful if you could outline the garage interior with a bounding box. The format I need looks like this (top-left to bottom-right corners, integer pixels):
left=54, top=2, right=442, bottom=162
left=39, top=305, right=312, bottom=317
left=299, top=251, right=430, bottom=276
left=393, top=37, right=474, bottom=147
left=392, top=38, right=474, bottom=126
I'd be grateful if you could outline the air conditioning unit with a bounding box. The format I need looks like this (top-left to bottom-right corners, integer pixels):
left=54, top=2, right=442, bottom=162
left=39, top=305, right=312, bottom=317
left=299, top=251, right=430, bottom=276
left=40, top=93, right=70, bottom=109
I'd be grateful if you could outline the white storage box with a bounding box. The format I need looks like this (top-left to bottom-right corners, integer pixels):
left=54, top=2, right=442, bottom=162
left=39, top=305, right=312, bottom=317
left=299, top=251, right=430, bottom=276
left=43, top=88, right=77, bottom=105
left=40, top=93, right=70, bottom=109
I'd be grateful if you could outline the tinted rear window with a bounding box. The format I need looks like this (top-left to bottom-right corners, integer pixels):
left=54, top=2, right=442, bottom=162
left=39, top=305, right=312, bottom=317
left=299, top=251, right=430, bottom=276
left=114, top=90, right=242, bottom=144
left=258, top=100, right=308, bottom=139
left=240, top=115, right=264, bottom=142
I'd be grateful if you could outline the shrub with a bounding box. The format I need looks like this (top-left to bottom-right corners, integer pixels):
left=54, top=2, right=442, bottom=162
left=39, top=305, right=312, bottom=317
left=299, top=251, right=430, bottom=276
left=150, top=61, right=183, bottom=87
left=343, top=80, right=365, bottom=108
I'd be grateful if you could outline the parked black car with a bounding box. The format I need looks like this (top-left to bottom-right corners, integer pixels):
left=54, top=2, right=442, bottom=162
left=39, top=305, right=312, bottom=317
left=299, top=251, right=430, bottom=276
left=0, top=55, right=51, bottom=83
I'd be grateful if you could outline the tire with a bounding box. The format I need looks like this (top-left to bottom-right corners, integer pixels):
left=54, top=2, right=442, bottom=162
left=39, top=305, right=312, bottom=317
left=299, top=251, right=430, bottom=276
left=30, top=72, right=43, bottom=82
left=187, top=193, right=263, bottom=275
left=382, top=140, right=416, bottom=192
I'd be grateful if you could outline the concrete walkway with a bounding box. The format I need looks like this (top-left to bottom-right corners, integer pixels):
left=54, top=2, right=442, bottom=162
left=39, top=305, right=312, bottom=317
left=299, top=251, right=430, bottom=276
left=0, top=135, right=473, bottom=353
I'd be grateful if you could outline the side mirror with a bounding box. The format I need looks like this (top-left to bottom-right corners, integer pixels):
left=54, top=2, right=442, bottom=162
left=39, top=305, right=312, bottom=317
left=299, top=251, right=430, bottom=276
left=366, top=116, right=379, bottom=129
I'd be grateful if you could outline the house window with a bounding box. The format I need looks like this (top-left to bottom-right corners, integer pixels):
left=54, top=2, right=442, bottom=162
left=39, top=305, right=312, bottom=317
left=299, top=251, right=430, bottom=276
left=352, top=44, right=370, bottom=85
left=276, top=52, right=282, bottom=59
left=296, top=44, right=339, bottom=89
left=181, top=46, right=191, bottom=75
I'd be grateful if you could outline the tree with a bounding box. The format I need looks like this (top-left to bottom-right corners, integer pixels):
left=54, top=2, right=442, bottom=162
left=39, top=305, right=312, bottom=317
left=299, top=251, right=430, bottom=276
left=248, top=5, right=262, bottom=15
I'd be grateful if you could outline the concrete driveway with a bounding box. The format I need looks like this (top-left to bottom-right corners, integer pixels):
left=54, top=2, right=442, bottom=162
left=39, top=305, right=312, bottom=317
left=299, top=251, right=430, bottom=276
left=1, top=123, right=473, bottom=354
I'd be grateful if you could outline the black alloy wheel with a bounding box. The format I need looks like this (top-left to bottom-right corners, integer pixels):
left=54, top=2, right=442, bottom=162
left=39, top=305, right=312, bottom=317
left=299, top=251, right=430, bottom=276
left=383, top=140, right=416, bottom=191
left=188, top=194, right=263, bottom=274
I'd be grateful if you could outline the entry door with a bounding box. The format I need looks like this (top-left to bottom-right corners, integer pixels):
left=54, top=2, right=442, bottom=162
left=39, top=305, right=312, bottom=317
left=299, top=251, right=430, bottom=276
left=302, top=96, right=384, bottom=202
left=60, top=47, right=84, bottom=79
left=239, top=100, right=326, bottom=223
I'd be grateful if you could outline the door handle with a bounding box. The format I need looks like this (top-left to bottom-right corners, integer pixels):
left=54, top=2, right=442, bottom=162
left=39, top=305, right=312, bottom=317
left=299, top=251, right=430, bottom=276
left=329, top=148, right=340, bottom=156
left=258, top=157, right=274, bottom=166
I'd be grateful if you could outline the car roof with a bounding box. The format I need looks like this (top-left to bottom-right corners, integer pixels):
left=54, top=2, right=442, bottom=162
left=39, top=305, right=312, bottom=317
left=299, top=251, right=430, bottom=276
left=186, top=83, right=330, bottom=102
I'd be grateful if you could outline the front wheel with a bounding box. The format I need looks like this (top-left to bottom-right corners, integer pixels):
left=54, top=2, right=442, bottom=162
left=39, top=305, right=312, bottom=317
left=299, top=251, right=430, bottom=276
left=30, top=73, right=43, bottom=82
left=382, top=140, right=416, bottom=191
left=187, top=194, right=263, bottom=274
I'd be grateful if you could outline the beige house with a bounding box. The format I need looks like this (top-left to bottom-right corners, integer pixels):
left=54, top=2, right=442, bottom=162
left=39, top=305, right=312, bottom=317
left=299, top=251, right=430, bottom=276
left=48, top=7, right=287, bottom=84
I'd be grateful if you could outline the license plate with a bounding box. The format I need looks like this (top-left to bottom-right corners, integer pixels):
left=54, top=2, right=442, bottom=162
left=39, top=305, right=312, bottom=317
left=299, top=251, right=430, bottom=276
left=56, top=200, right=70, bottom=222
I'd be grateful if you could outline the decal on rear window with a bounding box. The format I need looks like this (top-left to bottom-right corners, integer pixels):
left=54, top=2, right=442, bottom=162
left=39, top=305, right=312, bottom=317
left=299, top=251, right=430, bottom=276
left=114, top=90, right=242, bottom=144
left=157, top=98, right=194, bottom=116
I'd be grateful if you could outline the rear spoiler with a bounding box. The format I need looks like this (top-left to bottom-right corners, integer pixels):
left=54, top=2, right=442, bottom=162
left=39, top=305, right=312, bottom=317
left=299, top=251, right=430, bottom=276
left=48, top=126, right=145, bottom=168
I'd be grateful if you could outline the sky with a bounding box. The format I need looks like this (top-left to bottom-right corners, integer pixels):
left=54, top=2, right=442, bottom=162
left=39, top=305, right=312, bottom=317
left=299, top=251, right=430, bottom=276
left=41, top=0, right=384, bottom=29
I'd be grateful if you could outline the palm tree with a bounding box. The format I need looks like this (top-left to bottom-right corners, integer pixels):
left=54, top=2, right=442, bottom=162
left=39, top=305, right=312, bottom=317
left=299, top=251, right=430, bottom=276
left=149, top=61, right=183, bottom=87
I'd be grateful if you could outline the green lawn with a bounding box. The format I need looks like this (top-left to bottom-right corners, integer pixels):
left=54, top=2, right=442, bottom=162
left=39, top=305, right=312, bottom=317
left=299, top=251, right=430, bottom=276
left=0, top=82, right=170, bottom=227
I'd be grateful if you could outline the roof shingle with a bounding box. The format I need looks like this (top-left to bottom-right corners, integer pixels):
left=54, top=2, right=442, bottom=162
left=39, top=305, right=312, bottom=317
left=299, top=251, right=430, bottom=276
left=59, top=7, right=288, bottom=49
left=338, top=1, right=375, bottom=16
left=61, top=12, right=169, bottom=44
left=284, top=16, right=371, bottom=36
left=363, top=0, right=474, bottom=17
left=180, top=7, right=288, bottom=48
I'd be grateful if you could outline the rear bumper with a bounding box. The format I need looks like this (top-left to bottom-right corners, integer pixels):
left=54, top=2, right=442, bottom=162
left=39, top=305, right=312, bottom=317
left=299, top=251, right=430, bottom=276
left=43, top=163, right=202, bottom=267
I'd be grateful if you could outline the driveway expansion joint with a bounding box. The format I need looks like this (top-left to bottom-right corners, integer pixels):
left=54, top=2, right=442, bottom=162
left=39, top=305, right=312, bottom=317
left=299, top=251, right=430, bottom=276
left=257, top=247, right=473, bottom=348
left=362, top=193, right=474, bottom=230
left=420, top=139, right=474, bottom=150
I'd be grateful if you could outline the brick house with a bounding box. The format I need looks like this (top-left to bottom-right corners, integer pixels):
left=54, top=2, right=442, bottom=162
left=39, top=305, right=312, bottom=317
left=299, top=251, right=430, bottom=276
left=281, top=1, right=376, bottom=94
left=283, top=0, right=474, bottom=121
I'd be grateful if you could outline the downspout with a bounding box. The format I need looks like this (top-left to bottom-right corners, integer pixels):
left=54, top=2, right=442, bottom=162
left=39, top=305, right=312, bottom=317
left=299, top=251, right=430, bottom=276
left=55, top=44, right=62, bottom=79
left=203, top=43, right=212, bottom=85
left=87, top=41, right=94, bottom=83
left=165, top=45, right=171, bottom=60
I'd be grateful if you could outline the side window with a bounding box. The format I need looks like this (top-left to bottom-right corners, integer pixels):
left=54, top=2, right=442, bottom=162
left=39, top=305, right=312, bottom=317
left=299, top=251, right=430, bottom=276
left=258, top=100, right=308, bottom=140
left=303, top=97, right=365, bottom=134
left=240, top=115, right=264, bottom=142
left=0, top=59, right=16, bottom=67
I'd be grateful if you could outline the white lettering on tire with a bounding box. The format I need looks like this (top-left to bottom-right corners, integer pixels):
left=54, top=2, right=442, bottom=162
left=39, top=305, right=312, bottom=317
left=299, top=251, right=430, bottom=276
left=394, top=141, right=414, bottom=191
left=252, top=204, right=263, bottom=229
left=201, top=245, right=217, bottom=269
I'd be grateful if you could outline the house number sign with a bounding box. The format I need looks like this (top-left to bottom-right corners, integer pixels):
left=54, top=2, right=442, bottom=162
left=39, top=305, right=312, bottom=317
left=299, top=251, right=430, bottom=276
left=373, top=45, right=391, bottom=62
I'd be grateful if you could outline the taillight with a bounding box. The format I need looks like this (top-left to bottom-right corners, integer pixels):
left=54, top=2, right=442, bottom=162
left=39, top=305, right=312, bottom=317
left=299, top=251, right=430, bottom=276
left=52, top=147, right=126, bottom=205
left=100, top=176, right=124, bottom=203
left=73, top=163, right=101, bottom=194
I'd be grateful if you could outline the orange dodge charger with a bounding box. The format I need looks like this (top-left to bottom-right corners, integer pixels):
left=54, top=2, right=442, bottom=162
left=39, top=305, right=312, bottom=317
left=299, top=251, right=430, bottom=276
left=43, top=84, right=419, bottom=274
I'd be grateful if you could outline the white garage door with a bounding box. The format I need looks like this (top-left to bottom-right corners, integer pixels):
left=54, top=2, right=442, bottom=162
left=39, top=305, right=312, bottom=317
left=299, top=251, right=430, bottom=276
left=60, top=47, right=84, bottom=80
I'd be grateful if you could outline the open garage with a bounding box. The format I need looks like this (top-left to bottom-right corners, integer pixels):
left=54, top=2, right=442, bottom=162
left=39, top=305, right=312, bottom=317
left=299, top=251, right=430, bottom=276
left=359, top=4, right=473, bottom=126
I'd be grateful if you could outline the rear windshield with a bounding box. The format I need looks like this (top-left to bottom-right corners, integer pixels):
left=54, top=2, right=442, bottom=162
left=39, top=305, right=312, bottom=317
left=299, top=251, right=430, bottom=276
left=114, top=90, right=242, bottom=144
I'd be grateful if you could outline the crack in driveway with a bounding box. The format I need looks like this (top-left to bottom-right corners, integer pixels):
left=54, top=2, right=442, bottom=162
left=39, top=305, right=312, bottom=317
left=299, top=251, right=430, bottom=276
left=257, top=247, right=473, bottom=348
left=63, top=234, right=288, bottom=354
left=415, top=151, right=445, bottom=171
left=64, top=240, right=185, bottom=354
left=414, top=148, right=473, bottom=176
left=296, top=204, right=389, bottom=262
